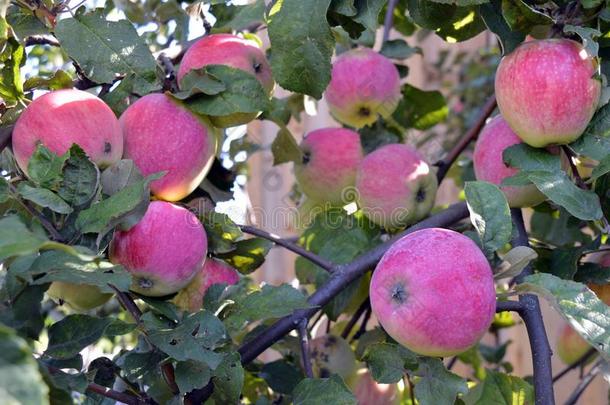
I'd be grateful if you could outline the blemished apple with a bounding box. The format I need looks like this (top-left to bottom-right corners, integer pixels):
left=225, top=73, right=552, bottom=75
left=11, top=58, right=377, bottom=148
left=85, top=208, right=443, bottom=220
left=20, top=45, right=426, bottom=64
left=173, top=258, right=240, bottom=312
left=294, top=128, right=363, bottom=206
left=370, top=228, right=496, bottom=357
left=495, top=39, right=600, bottom=147
left=350, top=368, right=401, bottom=405
left=325, top=48, right=401, bottom=128
left=473, top=115, right=546, bottom=208
left=47, top=282, right=112, bottom=311
left=12, top=89, right=122, bottom=174
left=556, top=323, right=594, bottom=365
left=109, top=201, right=207, bottom=297
left=177, top=33, right=274, bottom=128
left=310, top=335, right=358, bottom=383
left=120, top=93, right=217, bottom=202
left=356, top=144, right=438, bottom=229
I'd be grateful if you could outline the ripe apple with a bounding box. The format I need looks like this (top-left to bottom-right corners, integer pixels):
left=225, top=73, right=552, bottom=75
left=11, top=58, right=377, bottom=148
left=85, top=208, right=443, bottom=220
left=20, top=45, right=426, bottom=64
left=173, top=258, right=240, bottom=312
left=356, top=144, right=438, bottom=229
left=370, top=228, right=496, bottom=357
left=47, top=282, right=111, bottom=311
left=350, top=368, right=401, bottom=405
left=12, top=89, right=122, bottom=174
left=177, top=33, right=274, bottom=128
left=473, top=115, right=546, bottom=207
left=310, top=335, right=358, bottom=384
left=495, top=39, right=600, bottom=147
left=325, top=48, right=401, bottom=128
left=556, top=323, right=593, bottom=365
left=109, top=201, right=207, bottom=297
left=120, top=93, right=217, bottom=202
left=294, top=128, right=363, bottom=206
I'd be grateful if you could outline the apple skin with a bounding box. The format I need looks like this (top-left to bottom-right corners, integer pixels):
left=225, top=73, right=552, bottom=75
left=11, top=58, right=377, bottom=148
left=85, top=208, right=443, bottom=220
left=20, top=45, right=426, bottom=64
left=120, top=93, right=217, bottom=202
left=495, top=39, right=600, bottom=147
left=294, top=128, right=364, bottom=206
left=350, top=368, right=401, bottom=405
left=12, top=89, right=122, bottom=174
left=325, top=48, right=401, bottom=128
left=473, top=115, right=546, bottom=208
left=370, top=228, right=496, bottom=357
left=173, top=258, right=240, bottom=312
left=356, top=144, right=438, bottom=229
left=109, top=201, right=207, bottom=297
left=47, top=282, right=112, bottom=311
left=177, top=33, right=274, bottom=128
left=310, top=335, right=358, bottom=384
left=556, top=323, right=593, bottom=365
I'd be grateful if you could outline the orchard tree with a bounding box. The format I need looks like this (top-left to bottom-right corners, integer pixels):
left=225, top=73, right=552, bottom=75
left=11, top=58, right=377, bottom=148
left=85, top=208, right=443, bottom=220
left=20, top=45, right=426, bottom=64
left=2, top=0, right=610, bottom=404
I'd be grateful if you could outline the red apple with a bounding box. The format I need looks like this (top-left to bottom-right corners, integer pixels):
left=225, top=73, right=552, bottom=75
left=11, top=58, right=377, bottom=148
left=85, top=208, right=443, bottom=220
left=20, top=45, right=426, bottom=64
left=109, top=201, right=207, bottom=296
left=120, top=93, right=217, bottom=202
left=47, top=282, right=112, bottom=311
left=495, top=39, right=600, bottom=147
left=370, top=228, right=496, bottom=357
left=12, top=89, right=122, bottom=173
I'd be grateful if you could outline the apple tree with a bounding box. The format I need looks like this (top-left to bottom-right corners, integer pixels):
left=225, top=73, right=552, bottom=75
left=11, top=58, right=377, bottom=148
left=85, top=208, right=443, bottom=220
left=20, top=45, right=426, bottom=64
left=0, top=0, right=610, bottom=404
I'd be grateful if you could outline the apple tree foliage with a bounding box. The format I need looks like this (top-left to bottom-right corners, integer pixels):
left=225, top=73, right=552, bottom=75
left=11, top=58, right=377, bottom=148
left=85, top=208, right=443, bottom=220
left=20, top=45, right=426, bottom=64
left=0, top=0, right=610, bottom=404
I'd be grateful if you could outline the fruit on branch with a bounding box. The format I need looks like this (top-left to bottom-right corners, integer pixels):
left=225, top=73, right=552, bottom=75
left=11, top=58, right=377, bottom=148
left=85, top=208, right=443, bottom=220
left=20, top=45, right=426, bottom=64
left=310, top=335, right=358, bottom=383
left=350, top=368, right=401, bottom=405
left=325, top=48, right=401, bottom=128
left=356, top=144, right=437, bottom=229
left=47, top=282, right=112, bottom=311
left=555, top=323, right=594, bottom=365
left=370, top=228, right=496, bottom=357
left=495, top=39, right=600, bottom=147
left=120, top=93, right=217, bottom=202
left=473, top=115, right=546, bottom=208
left=12, top=89, right=122, bottom=174
left=294, top=128, right=363, bottom=206
left=109, top=201, right=207, bottom=297
left=173, top=258, right=240, bottom=312
left=177, top=33, right=274, bottom=128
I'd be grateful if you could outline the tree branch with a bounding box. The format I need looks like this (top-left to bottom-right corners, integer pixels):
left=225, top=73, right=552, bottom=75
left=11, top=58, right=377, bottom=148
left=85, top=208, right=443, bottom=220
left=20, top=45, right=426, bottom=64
left=382, top=0, right=400, bottom=43
left=563, top=360, right=602, bottom=405
left=86, top=382, right=146, bottom=405
left=496, top=300, right=523, bottom=313
left=553, top=347, right=597, bottom=383
left=298, top=319, right=314, bottom=378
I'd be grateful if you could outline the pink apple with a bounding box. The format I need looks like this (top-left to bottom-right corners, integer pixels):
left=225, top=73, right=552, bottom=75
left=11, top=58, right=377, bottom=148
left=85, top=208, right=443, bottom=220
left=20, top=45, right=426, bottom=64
left=495, top=39, right=600, bottom=147
left=556, top=323, right=593, bottom=365
left=12, top=89, right=122, bottom=173
left=294, top=128, right=363, bottom=205
left=47, top=282, right=111, bottom=311
left=356, top=144, right=437, bottom=229
left=109, top=201, right=207, bottom=297
left=370, top=228, right=496, bottom=357
left=173, top=258, right=240, bottom=312
left=473, top=115, right=546, bottom=207
left=325, top=48, right=401, bottom=128
left=350, top=368, right=401, bottom=405
left=177, top=33, right=274, bottom=128
left=120, top=93, right=217, bottom=202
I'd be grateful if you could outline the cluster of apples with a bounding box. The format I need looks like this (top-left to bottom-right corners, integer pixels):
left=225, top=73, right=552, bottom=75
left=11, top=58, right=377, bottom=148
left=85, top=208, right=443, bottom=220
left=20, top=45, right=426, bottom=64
left=13, top=34, right=271, bottom=310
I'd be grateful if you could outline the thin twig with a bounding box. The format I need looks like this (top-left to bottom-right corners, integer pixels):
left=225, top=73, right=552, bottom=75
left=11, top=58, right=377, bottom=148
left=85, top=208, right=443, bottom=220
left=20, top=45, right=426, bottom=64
left=158, top=53, right=178, bottom=92
left=112, top=288, right=143, bottom=322
left=341, top=298, right=369, bottom=339
left=298, top=319, right=314, bottom=378
left=553, top=348, right=597, bottom=383
left=405, top=372, right=416, bottom=405
left=446, top=356, right=458, bottom=370
left=496, top=300, right=523, bottom=313
left=561, top=145, right=587, bottom=189
left=8, top=183, right=65, bottom=242
left=351, top=304, right=372, bottom=341
left=0, top=125, right=11, bottom=154
left=382, top=0, right=400, bottom=43
left=563, top=360, right=602, bottom=405
left=24, top=35, right=60, bottom=47
left=86, top=382, right=145, bottom=405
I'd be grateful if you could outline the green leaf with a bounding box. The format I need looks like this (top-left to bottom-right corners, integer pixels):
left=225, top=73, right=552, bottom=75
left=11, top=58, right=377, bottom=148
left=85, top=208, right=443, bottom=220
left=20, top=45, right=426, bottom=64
left=0, top=37, right=25, bottom=106
left=272, top=126, right=303, bottom=165
left=330, top=0, right=357, bottom=17
left=0, top=324, right=49, bottom=405
left=211, top=352, right=244, bottom=404
left=351, top=0, right=387, bottom=34
left=494, top=246, right=537, bottom=280
left=267, top=0, right=334, bottom=98
left=293, top=375, right=357, bottom=405
left=0, top=216, right=47, bottom=261
left=260, top=360, right=304, bottom=394
left=16, top=183, right=73, bottom=214
left=174, top=360, right=211, bottom=393
left=502, top=144, right=560, bottom=172
left=516, top=273, right=610, bottom=361
left=500, top=0, right=553, bottom=33
left=364, top=343, right=417, bottom=384
left=590, top=154, right=610, bottom=181
left=571, top=105, right=610, bottom=161
left=407, top=0, right=486, bottom=42
left=217, top=237, right=272, bottom=274
left=479, top=0, right=525, bottom=54
left=45, top=315, right=135, bottom=359
left=380, top=39, right=419, bottom=60
left=393, top=84, right=448, bottom=130
left=203, top=211, right=244, bottom=255
left=212, top=0, right=266, bottom=31
left=563, top=25, right=601, bottom=57
left=100, top=159, right=144, bottom=196
left=0, top=177, right=8, bottom=203
left=414, top=357, right=468, bottom=405
left=54, top=9, right=158, bottom=93
left=27, top=144, right=68, bottom=190
left=23, top=70, right=73, bottom=91
left=463, top=369, right=533, bottom=405
left=172, top=68, right=226, bottom=99
left=58, top=144, right=100, bottom=207
left=465, top=181, right=512, bottom=257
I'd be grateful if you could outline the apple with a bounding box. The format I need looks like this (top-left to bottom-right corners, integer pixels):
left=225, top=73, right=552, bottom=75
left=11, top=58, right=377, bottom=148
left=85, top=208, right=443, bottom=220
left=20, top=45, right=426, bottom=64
left=120, top=93, right=217, bottom=202
left=356, top=144, right=438, bottom=229
left=473, top=115, right=546, bottom=207
left=350, top=368, right=401, bottom=405
left=556, top=323, right=593, bottom=365
left=310, top=335, right=358, bottom=383
left=177, top=33, right=274, bottom=128
left=109, top=201, right=207, bottom=297
left=325, top=48, right=401, bottom=128
left=294, top=128, right=363, bottom=206
left=12, top=89, right=122, bottom=174
left=370, top=228, right=496, bottom=357
left=173, top=258, right=240, bottom=312
left=495, top=39, right=600, bottom=147
left=47, top=282, right=111, bottom=311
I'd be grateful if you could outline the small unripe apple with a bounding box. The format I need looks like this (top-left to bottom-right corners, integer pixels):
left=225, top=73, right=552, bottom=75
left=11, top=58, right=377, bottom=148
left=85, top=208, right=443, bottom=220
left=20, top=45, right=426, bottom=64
left=120, top=94, right=217, bottom=202
left=12, top=89, right=123, bottom=174
left=556, top=323, right=593, bottom=365
left=310, top=335, right=358, bottom=383
left=177, top=33, right=274, bottom=128
left=173, top=258, right=240, bottom=312
left=294, top=128, right=363, bottom=206
left=350, top=368, right=401, bottom=405
left=473, top=115, right=546, bottom=208
left=47, top=282, right=112, bottom=311
left=109, top=201, right=207, bottom=297
left=495, top=39, right=600, bottom=147
left=370, top=228, right=496, bottom=357
left=325, top=48, right=401, bottom=128
left=356, top=144, right=438, bottom=229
